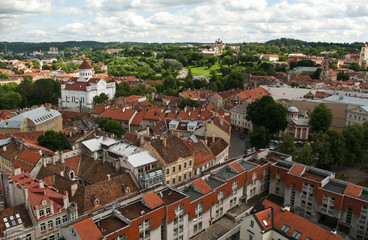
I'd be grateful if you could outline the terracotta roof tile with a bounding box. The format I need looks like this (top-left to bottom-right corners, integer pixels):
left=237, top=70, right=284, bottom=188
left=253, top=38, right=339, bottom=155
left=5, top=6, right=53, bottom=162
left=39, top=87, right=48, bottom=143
left=150, top=135, right=192, bottom=164
left=209, top=138, right=229, bottom=156
left=289, top=164, right=306, bottom=176
left=254, top=207, right=273, bottom=231
left=186, top=140, right=215, bottom=168
left=230, top=162, right=245, bottom=173
left=192, top=178, right=212, bottom=195
left=101, top=107, right=136, bottom=122
left=0, top=204, right=33, bottom=238
left=261, top=199, right=343, bottom=240
left=79, top=60, right=93, bottom=70
left=344, top=183, right=363, bottom=198
left=142, top=192, right=164, bottom=209
left=236, top=87, right=270, bottom=102
left=13, top=150, right=42, bottom=173
left=73, top=218, right=103, bottom=240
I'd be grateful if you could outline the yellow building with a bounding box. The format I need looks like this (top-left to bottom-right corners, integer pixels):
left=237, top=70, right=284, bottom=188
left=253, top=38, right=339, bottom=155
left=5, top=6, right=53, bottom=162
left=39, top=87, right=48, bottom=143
left=0, top=105, right=62, bottom=134
left=0, top=78, right=22, bottom=85
left=143, top=134, right=194, bottom=186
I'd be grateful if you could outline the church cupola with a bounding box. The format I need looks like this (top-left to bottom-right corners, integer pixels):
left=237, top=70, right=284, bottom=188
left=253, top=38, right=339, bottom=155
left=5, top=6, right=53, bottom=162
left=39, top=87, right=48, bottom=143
left=78, top=60, right=93, bottom=81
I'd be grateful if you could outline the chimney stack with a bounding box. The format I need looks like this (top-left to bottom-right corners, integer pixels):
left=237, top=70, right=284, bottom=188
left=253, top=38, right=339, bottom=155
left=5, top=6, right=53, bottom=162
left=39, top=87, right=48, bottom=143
left=162, top=137, right=167, bottom=147
left=107, top=174, right=111, bottom=181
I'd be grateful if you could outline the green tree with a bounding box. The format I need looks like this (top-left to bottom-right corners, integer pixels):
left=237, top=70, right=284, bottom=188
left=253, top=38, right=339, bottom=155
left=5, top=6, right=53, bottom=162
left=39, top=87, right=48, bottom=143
left=343, top=124, right=365, bottom=165
left=350, top=62, right=360, bottom=71
left=295, top=142, right=316, bottom=166
left=312, top=132, right=332, bottom=168
left=249, top=126, right=271, bottom=150
left=185, top=68, right=194, bottom=89
left=93, top=93, right=108, bottom=105
left=179, top=98, right=199, bottom=108
left=98, top=117, right=126, bottom=137
left=224, top=71, right=244, bottom=90
left=0, top=73, right=10, bottom=79
left=38, top=131, right=71, bottom=152
left=310, top=103, right=332, bottom=132
left=277, top=133, right=297, bottom=156
left=326, top=129, right=345, bottom=167
left=310, top=68, right=321, bottom=79
left=337, top=71, right=350, bottom=81
left=246, top=95, right=288, bottom=134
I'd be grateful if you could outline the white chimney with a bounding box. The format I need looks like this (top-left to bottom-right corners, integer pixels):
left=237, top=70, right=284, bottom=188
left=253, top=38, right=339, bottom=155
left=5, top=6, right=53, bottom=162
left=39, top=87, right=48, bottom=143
left=107, top=174, right=111, bottom=180
left=39, top=181, right=44, bottom=188
left=2, top=146, right=6, bottom=152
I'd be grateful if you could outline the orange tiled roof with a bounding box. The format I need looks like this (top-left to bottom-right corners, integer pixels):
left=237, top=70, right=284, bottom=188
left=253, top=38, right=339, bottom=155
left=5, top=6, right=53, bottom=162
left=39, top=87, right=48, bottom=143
left=344, top=183, right=363, bottom=198
left=79, top=60, right=92, bottom=70
left=101, top=107, right=136, bottom=122
left=192, top=178, right=212, bottom=195
left=236, top=87, right=270, bottom=102
left=254, top=207, right=273, bottom=231
left=73, top=218, right=103, bottom=240
left=131, top=110, right=145, bottom=126
left=187, top=141, right=215, bottom=168
left=289, top=164, right=306, bottom=176
left=13, top=150, right=42, bottom=173
left=142, top=192, right=164, bottom=209
left=261, top=199, right=343, bottom=240
left=230, top=162, right=245, bottom=173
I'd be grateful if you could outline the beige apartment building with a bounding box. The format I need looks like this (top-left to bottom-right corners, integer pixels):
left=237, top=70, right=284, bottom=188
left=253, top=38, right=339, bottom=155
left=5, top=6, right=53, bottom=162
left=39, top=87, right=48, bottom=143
left=143, top=134, right=194, bottom=186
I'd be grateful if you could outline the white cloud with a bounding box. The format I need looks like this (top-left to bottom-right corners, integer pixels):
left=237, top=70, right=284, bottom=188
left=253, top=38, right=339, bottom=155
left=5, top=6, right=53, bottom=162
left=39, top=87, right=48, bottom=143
left=3, top=0, right=368, bottom=43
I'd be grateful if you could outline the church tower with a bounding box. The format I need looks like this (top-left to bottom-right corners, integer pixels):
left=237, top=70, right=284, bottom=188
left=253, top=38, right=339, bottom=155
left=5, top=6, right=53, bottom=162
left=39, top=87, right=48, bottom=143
left=319, top=55, right=330, bottom=82
left=78, top=60, right=93, bottom=82
left=360, top=44, right=368, bottom=70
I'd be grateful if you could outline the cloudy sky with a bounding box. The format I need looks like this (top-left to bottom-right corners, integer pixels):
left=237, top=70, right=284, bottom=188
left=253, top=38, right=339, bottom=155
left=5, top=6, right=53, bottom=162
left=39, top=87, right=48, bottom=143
left=1, top=0, right=367, bottom=43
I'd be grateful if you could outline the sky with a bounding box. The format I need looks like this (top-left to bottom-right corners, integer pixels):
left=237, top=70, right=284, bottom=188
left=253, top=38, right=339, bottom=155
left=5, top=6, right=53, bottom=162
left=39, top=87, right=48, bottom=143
left=1, top=0, right=368, bottom=43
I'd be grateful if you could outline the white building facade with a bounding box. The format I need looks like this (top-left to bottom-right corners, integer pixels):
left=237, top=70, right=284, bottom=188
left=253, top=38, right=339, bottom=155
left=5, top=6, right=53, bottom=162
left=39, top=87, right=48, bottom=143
left=60, top=60, right=115, bottom=111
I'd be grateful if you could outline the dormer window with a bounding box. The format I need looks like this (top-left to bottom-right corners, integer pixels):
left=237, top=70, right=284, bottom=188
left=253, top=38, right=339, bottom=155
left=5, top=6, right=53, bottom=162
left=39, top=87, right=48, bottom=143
left=39, top=210, right=44, bottom=217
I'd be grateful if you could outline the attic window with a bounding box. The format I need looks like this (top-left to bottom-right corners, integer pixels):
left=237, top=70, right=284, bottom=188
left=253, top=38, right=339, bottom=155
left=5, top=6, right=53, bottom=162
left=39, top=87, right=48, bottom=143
left=291, top=231, right=302, bottom=239
left=262, top=219, right=268, bottom=227
left=280, top=224, right=290, bottom=233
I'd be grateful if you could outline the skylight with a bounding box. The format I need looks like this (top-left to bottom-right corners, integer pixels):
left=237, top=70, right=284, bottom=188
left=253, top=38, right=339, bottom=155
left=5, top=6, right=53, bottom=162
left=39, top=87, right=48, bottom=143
left=291, top=231, right=302, bottom=239
left=262, top=219, right=268, bottom=227
left=281, top=224, right=290, bottom=233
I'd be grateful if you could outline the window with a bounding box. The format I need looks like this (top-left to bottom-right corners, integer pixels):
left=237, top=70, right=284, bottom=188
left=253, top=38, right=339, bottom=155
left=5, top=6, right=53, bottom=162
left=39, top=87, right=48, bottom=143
left=291, top=231, right=302, bottom=239
left=189, top=160, right=192, bottom=166
left=62, top=215, right=68, bottom=222
left=179, top=164, right=181, bottom=171
left=49, top=235, right=54, bottom=240
left=184, top=162, right=187, bottom=168
left=48, top=220, right=53, bottom=229
left=39, top=210, right=44, bottom=217
left=173, top=166, right=176, bottom=173
left=56, top=218, right=61, bottom=226
left=46, top=208, right=51, bottom=214
left=40, top=223, right=46, bottom=231
left=281, top=224, right=290, bottom=233
left=250, top=220, right=254, bottom=227
left=172, top=178, right=176, bottom=184
left=25, top=234, right=31, bottom=240
left=166, top=169, right=169, bottom=175
left=184, top=173, right=187, bottom=179
left=248, top=233, right=254, bottom=240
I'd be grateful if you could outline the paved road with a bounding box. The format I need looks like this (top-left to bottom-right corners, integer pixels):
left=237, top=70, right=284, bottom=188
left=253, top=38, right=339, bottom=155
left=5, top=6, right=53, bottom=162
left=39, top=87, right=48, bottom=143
left=229, top=129, right=250, bottom=158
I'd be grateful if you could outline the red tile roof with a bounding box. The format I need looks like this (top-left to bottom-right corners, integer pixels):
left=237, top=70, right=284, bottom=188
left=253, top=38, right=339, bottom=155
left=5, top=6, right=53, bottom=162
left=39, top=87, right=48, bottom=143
left=344, top=183, right=363, bottom=198
left=230, top=162, right=245, bottom=173
left=192, top=178, right=212, bottom=195
left=142, top=192, right=164, bottom=209
left=101, top=107, right=136, bottom=122
left=186, top=140, right=215, bottom=168
left=13, top=150, right=42, bottom=173
left=91, top=104, right=108, bottom=115
left=260, top=199, right=343, bottom=240
left=236, top=87, right=270, bottom=102
left=289, top=164, right=306, bottom=176
left=79, top=60, right=92, bottom=70
left=131, top=110, right=145, bottom=126
left=73, top=218, right=103, bottom=240
left=254, top=207, right=273, bottom=231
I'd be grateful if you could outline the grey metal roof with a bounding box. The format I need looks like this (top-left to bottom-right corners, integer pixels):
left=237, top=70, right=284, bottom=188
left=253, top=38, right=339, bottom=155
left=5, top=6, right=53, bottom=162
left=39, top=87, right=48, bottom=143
left=182, top=187, right=204, bottom=202
left=293, top=67, right=318, bottom=74
left=322, top=179, right=347, bottom=195
left=206, top=176, right=225, bottom=189
left=0, top=138, right=11, bottom=147
left=0, top=107, right=61, bottom=129
left=214, top=166, right=238, bottom=180
left=239, top=161, right=258, bottom=171
left=323, top=95, right=368, bottom=106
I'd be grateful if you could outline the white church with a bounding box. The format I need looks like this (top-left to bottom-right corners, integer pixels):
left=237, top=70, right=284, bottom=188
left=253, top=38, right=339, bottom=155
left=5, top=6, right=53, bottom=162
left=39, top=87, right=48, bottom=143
left=60, top=60, right=115, bottom=112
